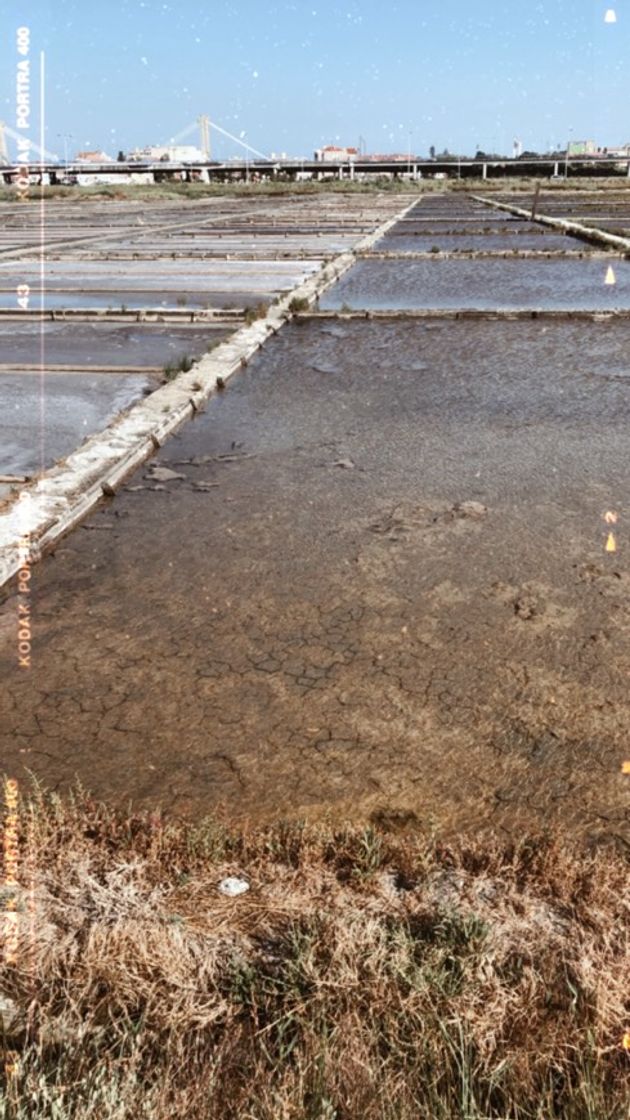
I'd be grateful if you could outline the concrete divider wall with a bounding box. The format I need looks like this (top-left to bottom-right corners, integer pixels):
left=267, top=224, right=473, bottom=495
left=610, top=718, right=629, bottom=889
left=471, top=193, right=630, bottom=254
left=0, top=197, right=418, bottom=589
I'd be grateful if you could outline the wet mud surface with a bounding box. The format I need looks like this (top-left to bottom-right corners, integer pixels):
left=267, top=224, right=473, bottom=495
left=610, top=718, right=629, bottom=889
left=1, top=317, right=629, bottom=842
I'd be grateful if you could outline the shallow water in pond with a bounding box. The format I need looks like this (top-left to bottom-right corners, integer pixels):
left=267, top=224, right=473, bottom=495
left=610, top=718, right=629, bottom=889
left=319, top=257, right=630, bottom=310
left=372, top=232, right=587, bottom=252
left=0, top=371, right=152, bottom=477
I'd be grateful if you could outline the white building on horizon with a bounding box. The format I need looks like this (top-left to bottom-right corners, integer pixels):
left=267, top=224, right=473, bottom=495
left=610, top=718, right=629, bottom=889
left=314, top=145, right=359, bottom=162
left=75, top=149, right=115, bottom=163
left=128, top=144, right=207, bottom=163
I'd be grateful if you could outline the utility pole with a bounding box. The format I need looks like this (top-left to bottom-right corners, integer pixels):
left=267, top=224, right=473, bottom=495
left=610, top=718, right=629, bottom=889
left=531, top=181, right=541, bottom=220
left=57, top=133, right=72, bottom=174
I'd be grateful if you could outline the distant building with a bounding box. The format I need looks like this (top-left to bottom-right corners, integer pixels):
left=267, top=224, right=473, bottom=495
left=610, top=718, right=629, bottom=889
left=564, top=140, right=630, bottom=158
left=605, top=143, right=630, bottom=157
left=128, top=144, right=207, bottom=163
left=314, top=145, right=359, bottom=162
left=360, top=153, right=413, bottom=162
left=75, top=150, right=114, bottom=163
left=567, top=139, right=598, bottom=156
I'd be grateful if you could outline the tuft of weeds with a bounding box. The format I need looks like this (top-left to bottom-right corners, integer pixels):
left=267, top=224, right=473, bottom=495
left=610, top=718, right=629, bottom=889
left=163, top=353, right=194, bottom=381
left=288, top=296, right=310, bottom=313
left=243, top=301, right=270, bottom=325
left=0, top=780, right=628, bottom=1120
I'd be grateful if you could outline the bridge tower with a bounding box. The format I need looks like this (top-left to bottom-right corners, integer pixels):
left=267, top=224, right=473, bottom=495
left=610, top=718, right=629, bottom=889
left=198, top=115, right=211, bottom=160
left=0, top=122, right=8, bottom=165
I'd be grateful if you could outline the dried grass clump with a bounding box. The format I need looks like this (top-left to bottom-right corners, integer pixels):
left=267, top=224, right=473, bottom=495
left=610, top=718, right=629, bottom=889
left=0, top=782, right=628, bottom=1119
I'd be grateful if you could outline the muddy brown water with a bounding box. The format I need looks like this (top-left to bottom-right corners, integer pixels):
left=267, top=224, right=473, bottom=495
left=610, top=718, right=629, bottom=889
left=1, top=317, right=629, bottom=843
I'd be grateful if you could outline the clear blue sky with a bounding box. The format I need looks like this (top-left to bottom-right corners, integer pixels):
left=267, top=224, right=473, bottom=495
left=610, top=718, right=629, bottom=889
left=0, top=1, right=627, bottom=160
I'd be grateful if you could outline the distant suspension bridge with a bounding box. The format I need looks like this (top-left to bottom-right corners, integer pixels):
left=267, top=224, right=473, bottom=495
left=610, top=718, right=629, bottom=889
left=0, top=114, right=270, bottom=166
left=167, top=116, right=270, bottom=161
left=2, top=114, right=630, bottom=184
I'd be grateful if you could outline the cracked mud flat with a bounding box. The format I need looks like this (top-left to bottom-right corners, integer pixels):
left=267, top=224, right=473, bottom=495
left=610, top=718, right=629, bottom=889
left=1, top=318, right=629, bottom=843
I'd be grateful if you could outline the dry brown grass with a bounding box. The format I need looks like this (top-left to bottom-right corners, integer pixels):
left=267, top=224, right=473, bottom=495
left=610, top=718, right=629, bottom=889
left=0, top=781, right=628, bottom=1119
